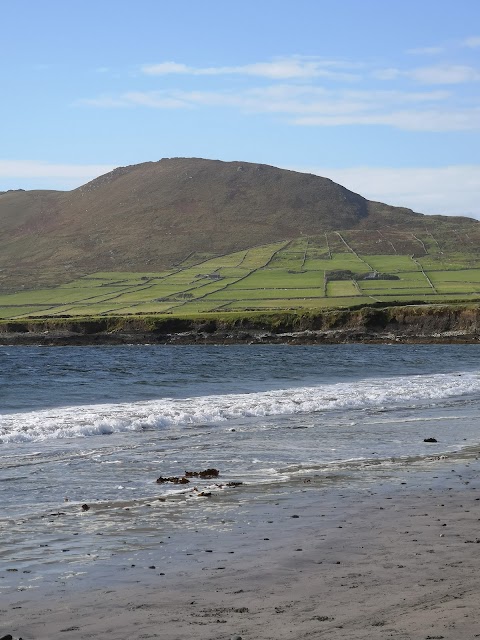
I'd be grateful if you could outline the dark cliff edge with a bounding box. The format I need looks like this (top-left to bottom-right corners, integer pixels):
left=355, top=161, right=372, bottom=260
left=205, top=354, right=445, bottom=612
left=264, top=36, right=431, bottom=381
left=0, top=305, right=479, bottom=345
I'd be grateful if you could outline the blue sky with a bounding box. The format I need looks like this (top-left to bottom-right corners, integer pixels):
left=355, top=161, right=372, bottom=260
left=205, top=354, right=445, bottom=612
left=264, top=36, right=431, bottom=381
left=1, top=0, right=479, bottom=217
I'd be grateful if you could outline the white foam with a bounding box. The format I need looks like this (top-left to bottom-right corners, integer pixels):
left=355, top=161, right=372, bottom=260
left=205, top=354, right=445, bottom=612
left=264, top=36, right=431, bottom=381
left=1, top=370, right=479, bottom=443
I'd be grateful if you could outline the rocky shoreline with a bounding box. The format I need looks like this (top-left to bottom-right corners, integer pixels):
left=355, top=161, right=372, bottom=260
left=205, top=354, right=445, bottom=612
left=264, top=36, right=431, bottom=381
left=0, top=328, right=479, bottom=346
left=0, top=304, right=479, bottom=345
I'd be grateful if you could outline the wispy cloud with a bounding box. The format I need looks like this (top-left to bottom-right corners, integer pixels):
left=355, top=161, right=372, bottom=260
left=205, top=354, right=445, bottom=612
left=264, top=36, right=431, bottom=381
left=79, top=45, right=480, bottom=133
left=82, top=92, right=192, bottom=109
left=375, top=64, right=480, bottom=84
left=407, top=36, right=480, bottom=55
left=143, top=56, right=480, bottom=86
left=142, top=62, right=192, bottom=75
left=141, top=56, right=360, bottom=81
left=294, top=109, right=480, bottom=132
left=409, top=64, right=480, bottom=84
left=79, top=95, right=129, bottom=108
left=0, top=160, right=116, bottom=190
left=462, top=36, right=480, bottom=49
left=79, top=84, right=480, bottom=132
left=406, top=46, right=444, bottom=55
left=293, top=165, right=480, bottom=218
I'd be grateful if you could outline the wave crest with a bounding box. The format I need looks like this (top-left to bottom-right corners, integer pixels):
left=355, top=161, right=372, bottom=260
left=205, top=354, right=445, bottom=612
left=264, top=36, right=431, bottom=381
left=1, top=371, right=478, bottom=443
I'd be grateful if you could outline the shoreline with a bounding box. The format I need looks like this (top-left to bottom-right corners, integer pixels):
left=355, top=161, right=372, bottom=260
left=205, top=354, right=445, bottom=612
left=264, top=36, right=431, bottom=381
left=0, top=329, right=479, bottom=346
left=3, top=451, right=480, bottom=639
left=1, top=303, right=479, bottom=345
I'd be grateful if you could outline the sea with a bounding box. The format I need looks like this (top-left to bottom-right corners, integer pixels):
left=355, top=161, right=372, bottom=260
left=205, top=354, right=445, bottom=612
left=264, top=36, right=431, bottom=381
left=1, top=344, right=480, bottom=591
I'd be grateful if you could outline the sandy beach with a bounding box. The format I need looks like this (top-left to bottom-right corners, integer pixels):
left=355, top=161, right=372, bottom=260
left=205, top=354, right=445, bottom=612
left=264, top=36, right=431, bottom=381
left=3, top=449, right=480, bottom=640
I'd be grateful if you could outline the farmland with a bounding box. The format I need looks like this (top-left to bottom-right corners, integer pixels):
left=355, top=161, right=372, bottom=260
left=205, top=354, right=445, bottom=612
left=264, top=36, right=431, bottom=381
left=0, top=231, right=479, bottom=320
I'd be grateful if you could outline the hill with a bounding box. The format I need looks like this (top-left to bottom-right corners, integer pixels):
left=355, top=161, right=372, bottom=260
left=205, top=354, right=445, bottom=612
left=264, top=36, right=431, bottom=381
left=1, top=157, right=478, bottom=292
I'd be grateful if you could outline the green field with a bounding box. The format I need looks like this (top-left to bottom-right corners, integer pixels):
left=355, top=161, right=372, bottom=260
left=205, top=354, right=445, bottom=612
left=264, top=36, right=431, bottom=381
left=1, top=235, right=479, bottom=319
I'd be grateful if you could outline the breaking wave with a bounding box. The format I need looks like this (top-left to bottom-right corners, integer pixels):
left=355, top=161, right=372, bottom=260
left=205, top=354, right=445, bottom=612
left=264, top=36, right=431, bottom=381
left=1, top=370, right=479, bottom=443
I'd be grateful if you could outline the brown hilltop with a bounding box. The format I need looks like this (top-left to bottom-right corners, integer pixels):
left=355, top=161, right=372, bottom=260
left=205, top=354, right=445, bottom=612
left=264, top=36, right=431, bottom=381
left=0, top=157, right=478, bottom=290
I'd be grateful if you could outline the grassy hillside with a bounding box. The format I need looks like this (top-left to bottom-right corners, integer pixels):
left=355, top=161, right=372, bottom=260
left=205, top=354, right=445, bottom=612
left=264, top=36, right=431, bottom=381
left=2, top=157, right=479, bottom=292
left=1, top=234, right=479, bottom=319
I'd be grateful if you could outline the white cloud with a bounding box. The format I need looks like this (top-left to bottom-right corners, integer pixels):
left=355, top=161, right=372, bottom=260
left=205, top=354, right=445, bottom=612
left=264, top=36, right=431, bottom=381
left=80, top=95, right=132, bottom=108
left=122, top=91, right=193, bottom=109
left=294, top=108, right=480, bottom=131
left=141, top=56, right=360, bottom=81
left=142, top=62, right=192, bottom=75
left=80, top=48, right=480, bottom=133
left=375, top=64, right=480, bottom=84
left=80, top=84, right=480, bottom=132
left=0, top=160, right=115, bottom=179
left=0, top=160, right=116, bottom=190
left=374, top=68, right=402, bottom=81
left=409, top=64, right=480, bottom=84
left=406, top=46, right=444, bottom=55
left=291, top=165, right=480, bottom=218
left=462, top=36, right=480, bottom=49
left=407, top=38, right=480, bottom=54
left=142, top=57, right=479, bottom=86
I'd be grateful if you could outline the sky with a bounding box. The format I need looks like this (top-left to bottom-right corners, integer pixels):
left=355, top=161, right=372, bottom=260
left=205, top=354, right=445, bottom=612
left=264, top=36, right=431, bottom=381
left=1, top=0, right=479, bottom=218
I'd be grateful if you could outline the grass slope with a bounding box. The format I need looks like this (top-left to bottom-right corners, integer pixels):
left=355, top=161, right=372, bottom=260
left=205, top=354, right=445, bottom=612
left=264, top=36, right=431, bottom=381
left=1, top=233, right=479, bottom=319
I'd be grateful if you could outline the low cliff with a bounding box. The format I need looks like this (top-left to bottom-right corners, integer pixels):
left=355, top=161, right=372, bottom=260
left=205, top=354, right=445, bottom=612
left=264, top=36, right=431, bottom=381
left=0, top=304, right=479, bottom=345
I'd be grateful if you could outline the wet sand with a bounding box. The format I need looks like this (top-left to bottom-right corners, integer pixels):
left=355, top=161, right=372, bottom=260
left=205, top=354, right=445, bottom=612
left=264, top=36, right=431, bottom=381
left=3, top=453, right=480, bottom=640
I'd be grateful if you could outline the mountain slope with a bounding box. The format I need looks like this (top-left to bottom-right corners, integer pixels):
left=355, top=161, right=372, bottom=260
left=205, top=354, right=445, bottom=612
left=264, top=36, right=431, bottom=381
left=0, top=157, right=478, bottom=291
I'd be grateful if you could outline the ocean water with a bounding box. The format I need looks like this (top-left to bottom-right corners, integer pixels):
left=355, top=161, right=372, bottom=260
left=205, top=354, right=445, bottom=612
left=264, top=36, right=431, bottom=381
left=1, top=344, right=479, bottom=582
